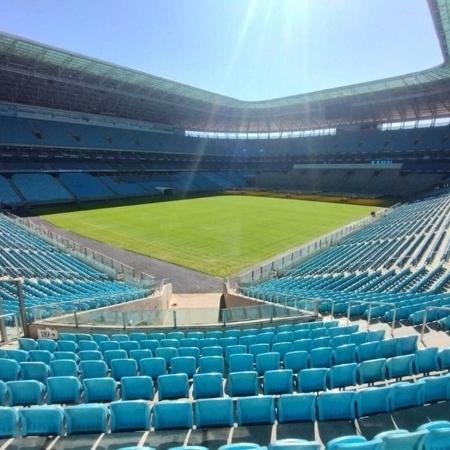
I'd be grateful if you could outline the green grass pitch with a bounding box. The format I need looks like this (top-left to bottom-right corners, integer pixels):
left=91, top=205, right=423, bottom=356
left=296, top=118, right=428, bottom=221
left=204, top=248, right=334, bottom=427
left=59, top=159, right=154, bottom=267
left=41, top=195, right=377, bottom=277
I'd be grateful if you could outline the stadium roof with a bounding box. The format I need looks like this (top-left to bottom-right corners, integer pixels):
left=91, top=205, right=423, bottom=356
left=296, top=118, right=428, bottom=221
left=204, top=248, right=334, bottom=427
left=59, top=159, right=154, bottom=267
left=0, top=0, right=450, bottom=132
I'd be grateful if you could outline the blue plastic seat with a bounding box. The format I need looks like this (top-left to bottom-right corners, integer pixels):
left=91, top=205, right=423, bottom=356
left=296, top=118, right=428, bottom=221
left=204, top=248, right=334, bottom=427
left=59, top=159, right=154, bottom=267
left=29, top=350, right=53, bottom=365
left=148, top=332, right=165, bottom=341
left=20, top=405, right=64, bottom=437
left=171, top=356, right=197, bottom=378
left=199, top=356, right=225, bottom=375
left=249, top=343, right=271, bottom=359
left=193, top=373, right=223, bottom=399
left=417, top=420, right=450, bottom=450
left=141, top=357, right=167, bottom=380
left=328, top=363, right=357, bottom=389
left=0, top=407, right=18, bottom=438
left=111, top=334, right=129, bottom=342
left=422, top=374, right=450, bottom=403
left=437, top=347, right=450, bottom=370
left=390, top=381, right=425, bottom=410
left=227, top=371, right=259, bottom=397
left=79, top=350, right=103, bottom=362
left=92, top=334, right=110, bottom=345
left=256, top=352, right=280, bottom=376
left=196, top=397, right=234, bottom=427
left=19, top=338, right=38, bottom=351
left=54, top=351, right=78, bottom=362
left=226, top=345, right=247, bottom=360
left=57, top=340, right=78, bottom=353
left=396, top=335, right=418, bottom=355
left=356, top=342, right=379, bottom=362
left=79, top=341, right=99, bottom=351
left=284, top=351, right=309, bottom=373
left=414, top=347, right=440, bottom=374
left=312, top=337, right=331, bottom=350
left=83, top=377, right=117, bottom=403
left=206, top=331, right=223, bottom=339
left=65, top=404, right=109, bottom=434
left=76, top=333, right=93, bottom=342
left=333, top=344, right=357, bottom=365
left=153, top=400, right=193, bottom=430
left=366, top=330, right=385, bottom=342
left=224, top=329, right=241, bottom=339
left=310, top=347, right=333, bottom=368
left=386, top=355, right=414, bottom=379
left=168, top=331, right=185, bottom=340
left=158, top=373, right=189, bottom=400
left=104, top=349, right=128, bottom=368
left=374, top=429, right=428, bottom=450
left=179, top=347, right=201, bottom=361
left=355, top=386, right=391, bottom=417
left=100, top=341, right=120, bottom=352
left=130, top=349, right=153, bottom=366
left=257, top=333, right=275, bottom=345
left=110, top=400, right=150, bottom=432
left=317, top=391, right=356, bottom=420
left=293, top=330, right=310, bottom=341
left=111, top=358, right=138, bottom=381
left=129, top=332, right=147, bottom=342
left=0, top=380, right=5, bottom=405
left=49, top=359, right=78, bottom=377
left=156, top=347, right=178, bottom=366
left=202, top=346, right=223, bottom=357
left=6, top=380, right=45, bottom=406
left=229, top=354, right=254, bottom=372
left=240, top=335, right=257, bottom=347
left=357, top=358, right=386, bottom=384
left=59, top=333, right=76, bottom=342
left=237, top=395, right=275, bottom=425
left=161, top=339, right=180, bottom=349
left=379, top=339, right=399, bottom=358
left=47, top=376, right=82, bottom=404
left=121, top=375, right=154, bottom=400
left=277, top=393, right=316, bottom=423
left=6, top=349, right=28, bottom=363
left=276, top=331, right=294, bottom=343
left=269, top=438, right=320, bottom=449
left=187, top=331, right=205, bottom=340
left=37, top=338, right=58, bottom=352
left=140, top=340, right=160, bottom=353
left=20, top=361, right=49, bottom=383
left=218, top=444, right=262, bottom=450
left=350, top=332, right=368, bottom=346
left=119, top=341, right=140, bottom=355
left=264, top=369, right=293, bottom=395
left=272, top=342, right=292, bottom=359
left=297, top=368, right=328, bottom=393
left=219, top=337, right=238, bottom=349
left=200, top=338, right=219, bottom=349
left=310, top=328, right=327, bottom=340
left=79, top=360, right=108, bottom=379
left=332, top=335, right=351, bottom=348
left=326, top=436, right=383, bottom=450
left=180, top=338, right=200, bottom=349
left=0, top=358, right=20, bottom=381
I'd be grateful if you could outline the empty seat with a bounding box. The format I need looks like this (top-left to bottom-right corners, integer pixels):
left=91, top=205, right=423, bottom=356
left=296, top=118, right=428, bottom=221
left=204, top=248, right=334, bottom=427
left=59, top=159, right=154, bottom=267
left=414, top=347, right=440, bottom=374
left=200, top=338, right=219, bottom=349
left=130, top=349, right=153, bottom=366
left=196, top=398, right=234, bottom=428
left=6, top=380, right=45, bottom=406
left=298, top=368, right=328, bottom=393
left=227, top=371, right=259, bottom=397
left=79, top=350, right=103, bottom=362
left=0, top=359, right=20, bottom=382
left=121, top=376, right=154, bottom=400
left=141, top=340, right=159, bottom=353
left=50, top=359, right=78, bottom=377
left=29, top=350, right=53, bottom=365
left=276, top=331, right=294, bottom=343
left=6, top=349, right=29, bottom=363
left=292, top=339, right=312, bottom=352
left=328, top=363, right=357, bottom=389
left=284, top=351, right=309, bottom=373
left=0, top=380, right=5, bottom=405
left=20, top=361, right=49, bottom=383
left=332, top=335, right=351, bottom=348
left=57, top=341, right=78, bottom=353
left=65, top=404, right=109, bottom=434
left=37, top=338, right=57, bottom=352
left=84, top=377, right=116, bottom=403
left=47, top=376, right=82, bottom=404
left=180, top=339, right=200, bottom=349
left=396, top=335, right=418, bottom=355
left=158, top=373, right=189, bottom=400
left=293, top=330, right=310, bottom=341
left=92, top=334, right=110, bottom=345
left=422, top=374, right=450, bottom=403
left=355, top=386, right=391, bottom=417
left=76, top=334, right=93, bottom=342
left=19, top=338, right=38, bottom=351
left=153, top=400, right=193, bottom=430
left=317, top=391, right=356, bottom=420
left=310, top=347, right=333, bottom=368
left=206, top=331, right=223, bottom=339
left=333, top=344, right=357, bottom=365
left=111, top=358, right=138, bottom=381
left=272, top=342, right=292, bottom=359
left=256, top=352, right=280, bottom=376
left=374, top=429, right=427, bottom=450
left=187, top=331, right=204, bottom=340
left=390, top=381, right=424, bottom=410
left=219, top=337, right=238, bottom=349
left=417, top=420, right=450, bottom=450
left=54, top=351, right=78, bottom=362
left=59, top=333, right=76, bottom=342
left=277, top=393, right=316, bottom=423
left=193, top=373, right=223, bottom=399
left=148, top=332, right=165, bottom=341
left=366, top=330, right=385, bottom=342
left=20, top=405, right=64, bottom=437
left=167, top=331, right=185, bottom=340
left=100, top=341, right=120, bottom=352
left=111, top=334, right=129, bottom=342
left=326, top=436, right=382, bottom=450
left=161, top=339, right=180, bottom=349
left=156, top=347, right=178, bottom=366
left=129, top=332, right=147, bottom=342
left=141, top=357, right=166, bottom=380
left=79, top=341, right=99, bottom=351
left=224, top=329, right=241, bottom=339
left=263, top=369, right=293, bottom=395
left=171, top=356, right=197, bottom=378
left=199, top=356, right=225, bottom=375
left=356, top=342, right=380, bottom=362
left=79, top=360, right=108, bottom=379
left=350, top=332, right=368, bottom=346
left=179, top=347, right=201, bottom=361
left=229, top=354, right=254, bottom=373
left=110, top=400, right=150, bottom=432
left=386, top=355, right=414, bottom=379
left=269, top=439, right=320, bottom=450
left=249, top=343, right=271, bottom=359
left=104, top=349, right=128, bottom=368
left=202, top=346, right=223, bottom=357
left=312, top=337, right=331, bottom=349
left=226, top=345, right=247, bottom=359
left=0, top=407, right=18, bottom=438
left=379, top=339, right=398, bottom=359
left=237, top=395, right=275, bottom=425
left=437, top=347, right=450, bottom=370
left=119, top=341, right=140, bottom=354
left=357, top=359, right=386, bottom=385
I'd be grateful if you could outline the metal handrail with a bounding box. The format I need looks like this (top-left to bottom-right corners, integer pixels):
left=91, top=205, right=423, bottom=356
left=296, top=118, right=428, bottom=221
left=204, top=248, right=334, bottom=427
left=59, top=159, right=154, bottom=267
left=420, top=306, right=450, bottom=344
left=346, top=299, right=397, bottom=336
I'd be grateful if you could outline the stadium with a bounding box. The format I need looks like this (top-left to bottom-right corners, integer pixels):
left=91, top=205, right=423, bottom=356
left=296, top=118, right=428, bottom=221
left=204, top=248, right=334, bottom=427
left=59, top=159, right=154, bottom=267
left=0, top=0, right=450, bottom=449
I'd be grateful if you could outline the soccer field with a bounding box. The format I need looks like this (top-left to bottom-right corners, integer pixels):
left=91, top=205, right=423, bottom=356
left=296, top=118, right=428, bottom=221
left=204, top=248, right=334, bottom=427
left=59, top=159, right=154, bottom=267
left=41, top=195, right=377, bottom=277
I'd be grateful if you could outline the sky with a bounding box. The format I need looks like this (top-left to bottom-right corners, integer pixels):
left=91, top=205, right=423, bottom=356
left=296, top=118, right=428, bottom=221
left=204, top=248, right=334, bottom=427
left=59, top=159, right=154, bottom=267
left=0, top=0, right=443, bottom=101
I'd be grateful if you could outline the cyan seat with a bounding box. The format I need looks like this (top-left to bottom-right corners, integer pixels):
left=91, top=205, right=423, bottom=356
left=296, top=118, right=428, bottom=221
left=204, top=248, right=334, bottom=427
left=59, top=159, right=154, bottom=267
left=366, top=330, right=385, bottom=342
left=6, top=380, right=45, bottom=406
left=379, top=339, right=399, bottom=359
left=328, top=363, right=357, bottom=389
left=355, top=385, right=391, bottom=417
left=83, top=377, right=117, bottom=403
left=79, top=341, right=99, bottom=351
left=350, top=332, right=368, bottom=346
left=20, top=361, right=49, bottom=383
left=277, top=393, right=316, bottom=423
left=158, top=373, right=189, bottom=400
left=311, top=328, right=327, bottom=340
left=200, top=338, right=219, bottom=349
left=19, top=338, right=38, bottom=351
left=206, top=331, right=223, bottom=339
left=249, top=343, right=271, bottom=359
left=47, top=376, right=82, bottom=404
left=119, top=341, right=140, bottom=355
left=202, top=346, right=223, bottom=357
left=224, top=329, right=241, bottom=339
left=333, top=344, right=357, bottom=365
left=92, top=333, right=110, bottom=345
left=386, top=355, right=414, bottom=379
left=272, top=342, right=292, bottom=359
left=76, top=333, right=93, bottom=342
left=6, top=349, right=29, bottom=363
left=50, top=359, right=78, bottom=377
left=269, top=438, right=320, bottom=449
left=79, top=350, right=103, bottom=362
left=54, top=351, right=78, bottom=362
left=311, top=337, right=331, bottom=350
left=396, top=335, right=418, bottom=355
left=276, top=331, right=294, bottom=343
left=293, top=330, right=310, bottom=341
left=374, top=429, right=428, bottom=450
left=129, top=332, right=148, bottom=343
left=193, top=373, right=223, bottom=399
left=110, top=400, right=150, bottom=432
left=121, top=375, right=154, bottom=400
left=357, top=358, right=386, bottom=384
left=153, top=400, right=193, bottom=430
left=59, top=333, right=76, bottom=342
left=111, top=358, right=138, bottom=381
left=229, top=354, right=254, bottom=373
left=437, top=347, right=450, bottom=370
left=199, top=356, right=225, bottom=375
left=317, top=391, right=356, bottom=420
left=356, top=342, right=380, bottom=362
left=422, top=374, right=450, bottom=403
left=130, top=349, right=153, bottom=366
left=20, top=405, right=64, bottom=437
left=29, top=350, right=53, bottom=365
left=414, top=347, right=440, bottom=374
left=79, top=360, right=108, bottom=379
left=298, top=368, right=328, bottom=393
left=171, top=356, right=197, bottom=378
left=0, top=358, right=20, bottom=381
left=0, top=407, right=18, bottom=438
left=167, top=331, right=185, bottom=340
left=187, top=331, right=204, bottom=340
left=242, top=328, right=258, bottom=337
left=57, top=340, right=78, bottom=353
left=141, top=340, right=159, bottom=353
left=195, top=397, right=234, bottom=428
left=219, top=337, right=238, bottom=349
left=37, top=338, right=58, bottom=352
left=111, top=334, right=129, bottom=342
left=155, top=347, right=178, bottom=366
left=284, top=351, right=309, bottom=373
left=417, top=420, right=450, bottom=450
left=148, top=332, right=165, bottom=341
left=104, top=349, right=128, bottom=368
left=237, top=395, right=275, bottom=425
left=309, top=347, right=333, bottom=368
left=65, top=403, right=109, bottom=434
left=226, top=345, right=247, bottom=360
left=326, top=436, right=383, bottom=450
left=227, top=371, right=259, bottom=397
left=263, top=369, right=293, bottom=395
left=239, top=335, right=257, bottom=347
left=332, top=335, right=351, bottom=348
left=100, top=341, right=120, bottom=352
left=180, top=338, right=200, bottom=349
left=256, top=352, right=280, bottom=376
left=390, top=381, right=424, bottom=410
left=161, top=339, right=180, bottom=349
left=179, top=347, right=201, bottom=361
left=140, top=357, right=167, bottom=380
left=0, top=380, right=5, bottom=405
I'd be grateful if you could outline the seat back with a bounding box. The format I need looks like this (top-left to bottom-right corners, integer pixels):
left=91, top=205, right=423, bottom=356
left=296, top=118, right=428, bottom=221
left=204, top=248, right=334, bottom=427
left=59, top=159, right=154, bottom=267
left=110, top=400, right=150, bottom=432
left=47, top=376, right=82, bottom=404
left=158, top=373, right=189, bottom=400
left=20, top=405, right=64, bottom=437
left=237, top=395, right=275, bottom=425
left=317, top=391, right=356, bottom=420
left=83, top=377, right=117, bottom=403
left=153, top=400, right=193, bottom=430
left=227, top=371, right=258, bottom=397
left=65, top=404, right=109, bottom=434
left=196, top=398, right=234, bottom=427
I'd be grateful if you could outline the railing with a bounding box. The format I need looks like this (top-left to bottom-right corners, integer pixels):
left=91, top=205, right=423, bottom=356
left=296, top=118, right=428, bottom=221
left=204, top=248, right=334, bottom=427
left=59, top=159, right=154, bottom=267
left=0, top=312, right=22, bottom=344
left=420, top=306, right=450, bottom=344
left=346, top=299, right=397, bottom=337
